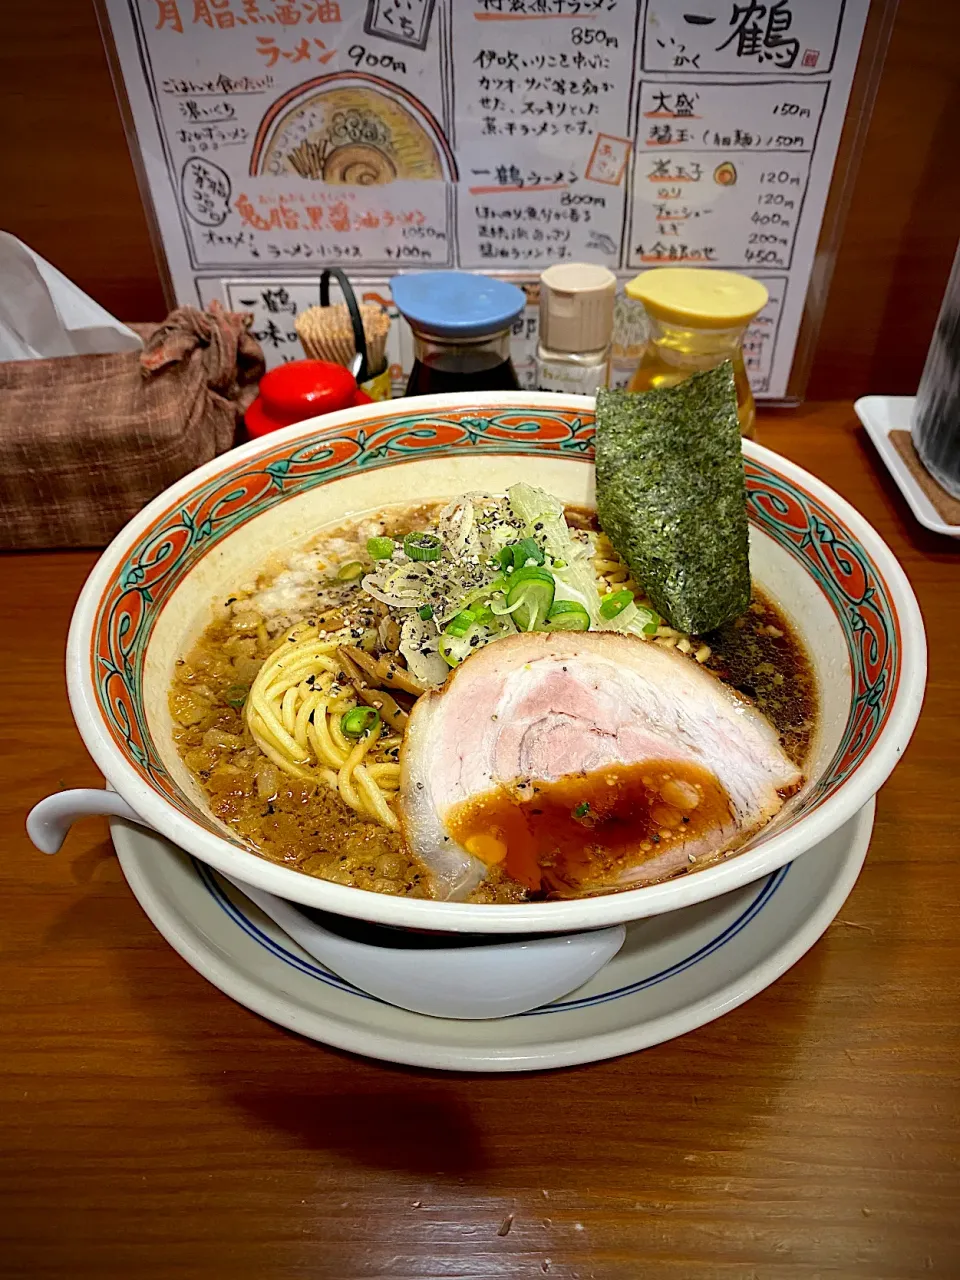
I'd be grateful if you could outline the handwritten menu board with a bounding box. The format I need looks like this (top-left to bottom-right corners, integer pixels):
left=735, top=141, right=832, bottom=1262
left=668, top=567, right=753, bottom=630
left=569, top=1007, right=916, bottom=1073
left=102, top=0, right=870, bottom=397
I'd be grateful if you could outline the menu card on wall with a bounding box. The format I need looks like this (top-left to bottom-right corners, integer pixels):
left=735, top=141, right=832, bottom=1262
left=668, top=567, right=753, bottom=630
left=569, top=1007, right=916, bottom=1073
left=102, top=0, right=870, bottom=397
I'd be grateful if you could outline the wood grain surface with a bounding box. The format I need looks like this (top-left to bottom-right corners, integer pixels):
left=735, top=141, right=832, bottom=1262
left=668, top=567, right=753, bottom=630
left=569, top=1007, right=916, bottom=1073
left=0, top=2, right=958, bottom=399
left=0, top=405, right=958, bottom=1280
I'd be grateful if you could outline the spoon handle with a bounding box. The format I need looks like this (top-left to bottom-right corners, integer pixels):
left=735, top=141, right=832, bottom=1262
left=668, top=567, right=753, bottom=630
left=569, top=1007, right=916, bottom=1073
left=27, top=788, right=149, bottom=854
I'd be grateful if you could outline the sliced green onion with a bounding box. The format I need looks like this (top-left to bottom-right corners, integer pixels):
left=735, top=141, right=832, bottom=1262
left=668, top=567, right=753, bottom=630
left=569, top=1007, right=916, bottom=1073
left=403, top=531, right=442, bottom=562
left=545, top=600, right=590, bottom=632
left=635, top=606, right=660, bottom=636
left=439, top=597, right=499, bottom=666
left=573, top=801, right=590, bottom=819
left=456, top=577, right=508, bottom=611
left=224, top=684, right=249, bottom=708
left=366, top=536, right=395, bottom=560
left=337, top=560, right=365, bottom=582
left=505, top=566, right=555, bottom=632
left=444, top=609, right=477, bottom=638
left=599, top=589, right=634, bottom=620
left=418, top=604, right=434, bottom=621
left=498, top=539, right=546, bottom=571
left=509, top=565, right=556, bottom=587
left=341, top=706, right=380, bottom=739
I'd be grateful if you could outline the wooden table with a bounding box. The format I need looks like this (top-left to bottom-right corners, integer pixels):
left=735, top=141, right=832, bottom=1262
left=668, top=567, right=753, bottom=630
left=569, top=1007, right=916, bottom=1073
left=2, top=404, right=958, bottom=1279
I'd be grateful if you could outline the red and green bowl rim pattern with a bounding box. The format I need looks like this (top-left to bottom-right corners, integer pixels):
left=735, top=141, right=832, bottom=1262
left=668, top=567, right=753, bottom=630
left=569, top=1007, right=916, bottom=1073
left=92, top=405, right=901, bottom=845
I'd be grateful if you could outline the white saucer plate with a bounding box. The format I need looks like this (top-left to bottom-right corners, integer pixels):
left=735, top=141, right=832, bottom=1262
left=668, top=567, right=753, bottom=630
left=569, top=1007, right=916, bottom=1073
left=110, top=799, right=874, bottom=1073
left=855, top=394, right=960, bottom=538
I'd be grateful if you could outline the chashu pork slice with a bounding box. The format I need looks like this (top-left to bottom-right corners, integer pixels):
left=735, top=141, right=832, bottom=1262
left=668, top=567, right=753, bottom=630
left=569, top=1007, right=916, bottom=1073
left=399, top=631, right=803, bottom=901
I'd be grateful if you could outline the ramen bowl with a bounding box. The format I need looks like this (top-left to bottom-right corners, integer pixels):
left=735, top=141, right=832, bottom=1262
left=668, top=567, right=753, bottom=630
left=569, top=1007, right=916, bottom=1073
left=33, top=393, right=925, bottom=936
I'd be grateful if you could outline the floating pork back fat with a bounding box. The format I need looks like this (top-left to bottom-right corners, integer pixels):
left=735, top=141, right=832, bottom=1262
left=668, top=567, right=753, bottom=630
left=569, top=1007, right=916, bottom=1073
left=595, top=362, right=751, bottom=634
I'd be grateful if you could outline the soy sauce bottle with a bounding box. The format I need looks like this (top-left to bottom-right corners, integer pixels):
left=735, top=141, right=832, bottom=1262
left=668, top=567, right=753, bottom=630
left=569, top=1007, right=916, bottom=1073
left=391, top=271, right=525, bottom=397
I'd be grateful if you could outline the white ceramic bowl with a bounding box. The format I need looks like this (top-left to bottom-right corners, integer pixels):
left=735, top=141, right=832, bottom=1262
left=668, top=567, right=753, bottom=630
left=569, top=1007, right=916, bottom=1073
left=37, top=392, right=925, bottom=934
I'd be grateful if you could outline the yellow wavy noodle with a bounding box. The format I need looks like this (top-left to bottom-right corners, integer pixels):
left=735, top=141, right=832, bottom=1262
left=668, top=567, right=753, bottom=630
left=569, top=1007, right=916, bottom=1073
left=245, top=628, right=400, bottom=830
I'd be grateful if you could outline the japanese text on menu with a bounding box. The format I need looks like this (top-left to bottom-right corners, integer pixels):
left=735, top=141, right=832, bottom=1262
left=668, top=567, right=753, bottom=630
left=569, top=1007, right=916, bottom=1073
left=103, top=0, right=869, bottom=396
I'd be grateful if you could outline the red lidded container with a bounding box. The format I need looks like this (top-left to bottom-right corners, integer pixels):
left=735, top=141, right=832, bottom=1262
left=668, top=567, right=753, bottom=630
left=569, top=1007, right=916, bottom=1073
left=245, top=359, right=372, bottom=439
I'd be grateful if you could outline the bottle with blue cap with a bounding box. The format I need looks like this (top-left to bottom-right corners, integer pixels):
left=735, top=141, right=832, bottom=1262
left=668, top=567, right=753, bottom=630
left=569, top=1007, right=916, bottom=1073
left=391, top=271, right=526, bottom=397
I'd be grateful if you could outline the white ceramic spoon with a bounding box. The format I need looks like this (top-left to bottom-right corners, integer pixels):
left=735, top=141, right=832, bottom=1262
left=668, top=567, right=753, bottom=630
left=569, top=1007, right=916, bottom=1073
left=221, top=872, right=626, bottom=1020
left=27, top=788, right=627, bottom=1019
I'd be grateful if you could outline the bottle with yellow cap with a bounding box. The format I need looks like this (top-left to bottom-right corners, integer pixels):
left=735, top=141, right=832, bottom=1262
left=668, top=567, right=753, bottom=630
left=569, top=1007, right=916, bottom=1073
left=624, top=268, right=768, bottom=437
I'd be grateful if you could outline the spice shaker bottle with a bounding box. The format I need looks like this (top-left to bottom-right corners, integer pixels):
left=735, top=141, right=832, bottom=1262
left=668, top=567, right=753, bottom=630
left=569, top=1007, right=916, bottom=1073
left=391, top=271, right=525, bottom=397
left=625, top=268, right=768, bottom=437
left=536, top=263, right=616, bottom=395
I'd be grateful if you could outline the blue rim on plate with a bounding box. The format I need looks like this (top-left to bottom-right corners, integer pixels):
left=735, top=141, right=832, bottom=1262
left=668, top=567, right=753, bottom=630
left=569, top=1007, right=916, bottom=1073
left=110, top=801, right=874, bottom=1070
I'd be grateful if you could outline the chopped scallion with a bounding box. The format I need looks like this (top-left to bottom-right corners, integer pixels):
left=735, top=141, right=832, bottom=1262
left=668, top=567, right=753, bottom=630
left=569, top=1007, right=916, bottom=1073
left=505, top=566, right=555, bottom=632
left=366, top=536, right=395, bottom=560
left=444, top=609, right=477, bottom=638
left=498, top=539, right=546, bottom=571
left=635, top=606, right=660, bottom=636
left=341, top=706, right=381, bottom=738
left=599, top=589, right=634, bottom=620
left=545, top=600, right=590, bottom=632
left=403, top=532, right=442, bottom=562
left=337, top=560, right=365, bottom=582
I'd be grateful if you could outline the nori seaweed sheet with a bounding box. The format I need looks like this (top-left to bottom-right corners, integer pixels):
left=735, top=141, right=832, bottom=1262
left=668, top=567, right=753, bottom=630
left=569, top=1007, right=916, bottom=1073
left=595, top=362, right=750, bottom=634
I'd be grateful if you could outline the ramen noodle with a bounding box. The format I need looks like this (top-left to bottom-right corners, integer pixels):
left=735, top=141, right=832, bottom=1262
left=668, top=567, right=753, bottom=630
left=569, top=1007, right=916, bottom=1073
left=169, top=492, right=816, bottom=902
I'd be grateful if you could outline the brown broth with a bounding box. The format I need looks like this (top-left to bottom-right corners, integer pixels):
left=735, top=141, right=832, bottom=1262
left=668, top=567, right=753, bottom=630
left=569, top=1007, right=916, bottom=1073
left=703, top=595, right=817, bottom=765
left=171, top=624, right=430, bottom=897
